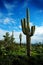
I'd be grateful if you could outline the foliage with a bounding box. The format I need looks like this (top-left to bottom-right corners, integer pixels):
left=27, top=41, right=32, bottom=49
left=3, top=32, right=10, bottom=46
left=0, top=41, right=43, bottom=65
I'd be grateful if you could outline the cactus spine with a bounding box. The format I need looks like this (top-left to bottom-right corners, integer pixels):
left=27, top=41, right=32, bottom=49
left=21, top=8, right=35, bottom=56
left=19, top=33, right=22, bottom=47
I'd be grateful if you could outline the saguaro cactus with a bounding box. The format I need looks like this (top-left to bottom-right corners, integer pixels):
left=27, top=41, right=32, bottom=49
left=11, top=31, right=14, bottom=44
left=19, top=33, right=22, bottom=47
left=21, top=8, right=35, bottom=56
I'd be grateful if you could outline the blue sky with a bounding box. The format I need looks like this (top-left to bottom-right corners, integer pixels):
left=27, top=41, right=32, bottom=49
left=0, top=0, right=43, bottom=43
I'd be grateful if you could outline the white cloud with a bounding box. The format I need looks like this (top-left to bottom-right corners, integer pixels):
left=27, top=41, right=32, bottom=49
left=0, top=29, right=9, bottom=40
left=4, top=17, right=15, bottom=24
left=31, top=26, right=43, bottom=43
left=4, top=2, right=17, bottom=12
left=30, top=22, right=33, bottom=26
left=0, top=25, right=43, bottom=44
left=14, top=31, right=26, bottom=43
left=34, top=26, right=43, bottom=35
left=4, top=3, right=15, bottom=11
left=4, top=18, right=10, bottom=24
left=0, top=28, right=26, bottom=43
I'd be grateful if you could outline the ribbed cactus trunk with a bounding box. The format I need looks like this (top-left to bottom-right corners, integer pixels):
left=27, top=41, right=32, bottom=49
left=26, top=8, right=30, bottom=56
left=21, top=8, right=35, bottom=57
left=26, top=35, right=31, bottom=56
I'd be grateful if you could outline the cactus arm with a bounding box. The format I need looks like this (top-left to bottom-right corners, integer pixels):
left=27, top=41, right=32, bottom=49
left=30, top=26, right=35, bottom=36
left=21, top=19, right=27, bottom=35
left=23, top=18, right=27, bottom=34
left=24, top=18, right=27, bottom=30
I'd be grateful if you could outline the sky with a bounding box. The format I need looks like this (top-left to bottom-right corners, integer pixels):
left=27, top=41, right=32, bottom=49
left=0, top=0, right=43, bottom=43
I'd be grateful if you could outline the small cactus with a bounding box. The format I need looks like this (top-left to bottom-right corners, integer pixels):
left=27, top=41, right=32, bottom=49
left=21, top=8, right=35, bottom=56
left=11, top=31, right=14, bottom=44
left=19, top=33, right=22, bottom=47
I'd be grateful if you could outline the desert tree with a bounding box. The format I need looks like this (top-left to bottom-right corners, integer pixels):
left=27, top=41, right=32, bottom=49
left=3, top=32, right=10, bottom=47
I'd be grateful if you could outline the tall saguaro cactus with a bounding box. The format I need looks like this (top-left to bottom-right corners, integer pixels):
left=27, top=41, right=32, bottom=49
left=21, top=8, right=35, bottom=56
left=19, top=33, right=22, bottom=47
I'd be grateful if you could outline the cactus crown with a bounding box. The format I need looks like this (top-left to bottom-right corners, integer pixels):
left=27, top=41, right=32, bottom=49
left=21, top=8, right=35, bottom=36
